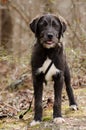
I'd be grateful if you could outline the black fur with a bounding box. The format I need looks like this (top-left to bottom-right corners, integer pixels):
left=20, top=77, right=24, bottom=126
left=30, top=14, right=77, bottom=122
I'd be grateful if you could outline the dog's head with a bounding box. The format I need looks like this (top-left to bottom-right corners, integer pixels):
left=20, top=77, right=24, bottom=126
left=30, top=14, right=67, bottom=49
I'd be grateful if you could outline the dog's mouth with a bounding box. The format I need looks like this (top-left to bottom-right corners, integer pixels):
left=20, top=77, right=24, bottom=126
left=42, top=40, right=56, bottom=49
left=46, top=40, right=54, bottom=45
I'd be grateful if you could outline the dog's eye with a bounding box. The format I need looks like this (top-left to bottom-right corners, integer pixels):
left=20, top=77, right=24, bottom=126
left=52, top=21, right=58, bottom=27
left=40, top=21, right=48, bottom=27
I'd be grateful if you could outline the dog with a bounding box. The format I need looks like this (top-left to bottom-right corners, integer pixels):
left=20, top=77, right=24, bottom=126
left=29, top=14, right=78, bottom=126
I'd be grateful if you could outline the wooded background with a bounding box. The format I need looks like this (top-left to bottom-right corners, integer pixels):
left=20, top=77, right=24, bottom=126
left=0, top=0, right=86, bottom=88
left=0, top=1, right=86, bottom=129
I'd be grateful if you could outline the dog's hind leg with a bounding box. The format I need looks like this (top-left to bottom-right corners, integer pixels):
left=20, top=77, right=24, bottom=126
left=64, top=63, right=78, bottom=110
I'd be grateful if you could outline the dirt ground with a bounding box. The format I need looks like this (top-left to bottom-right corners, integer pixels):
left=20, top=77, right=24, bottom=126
left=0, top=86, right=86, bottom=130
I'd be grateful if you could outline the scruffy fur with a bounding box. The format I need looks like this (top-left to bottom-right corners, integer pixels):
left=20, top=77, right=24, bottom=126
left=30, top=14, right=77, bottom=125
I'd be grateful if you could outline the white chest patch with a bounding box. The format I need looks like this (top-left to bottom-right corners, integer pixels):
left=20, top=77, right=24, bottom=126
left=37, top=57, right=60, bottom=81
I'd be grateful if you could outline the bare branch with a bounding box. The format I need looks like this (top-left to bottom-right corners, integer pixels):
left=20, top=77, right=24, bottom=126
left=67, top=20, right=82, bottom=44
left=7, top=0, right=29, bottom=25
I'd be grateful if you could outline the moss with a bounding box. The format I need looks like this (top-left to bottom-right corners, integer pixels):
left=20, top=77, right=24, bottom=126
left=43, top=116, right=51, bottom=121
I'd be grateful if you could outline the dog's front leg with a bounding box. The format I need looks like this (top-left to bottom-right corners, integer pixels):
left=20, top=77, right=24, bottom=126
left=53, top=73, right=65, bottom=124
left=30, top=75, right=43, bottom=126
left=34, top=80, right=43, bottom=121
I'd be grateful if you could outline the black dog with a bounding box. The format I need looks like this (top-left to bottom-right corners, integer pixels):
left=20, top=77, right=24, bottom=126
left=30, top=14, right=78, bottom=126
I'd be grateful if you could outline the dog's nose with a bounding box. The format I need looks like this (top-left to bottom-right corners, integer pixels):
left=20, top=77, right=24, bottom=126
left=47, top=33, right=53, bottom=39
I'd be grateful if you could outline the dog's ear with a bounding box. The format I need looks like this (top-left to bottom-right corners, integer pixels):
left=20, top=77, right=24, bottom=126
left=58, top=15, right=67, bottom=37
left=29, top=16, right=39, bottom=34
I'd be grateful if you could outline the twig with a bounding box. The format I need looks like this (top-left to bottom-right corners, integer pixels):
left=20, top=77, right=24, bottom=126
left=6, top=70, right=30, bottom=91
left=67, top=20, right=82, bottom=44
left=3, top=102, right=19, bottom=112
left=7, top=0, right=29, bottom=25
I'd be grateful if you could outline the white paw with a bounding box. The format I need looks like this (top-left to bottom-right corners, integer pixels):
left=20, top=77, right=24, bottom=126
left=30, top=120, right=40, bottom=126
left=70, top=105, right=78, bottom=111
left=53, top=117, right=65, bottom=124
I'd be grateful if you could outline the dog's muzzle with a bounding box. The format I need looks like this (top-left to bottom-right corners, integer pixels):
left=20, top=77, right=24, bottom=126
left=40, top=33, right=59, bottom=49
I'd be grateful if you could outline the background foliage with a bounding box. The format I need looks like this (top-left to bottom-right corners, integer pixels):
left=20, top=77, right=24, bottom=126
left=0, top=0, right=86, bottom=129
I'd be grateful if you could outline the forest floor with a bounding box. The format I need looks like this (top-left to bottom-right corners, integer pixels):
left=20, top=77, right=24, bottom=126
left=0, top=87, right=86, bottom=130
